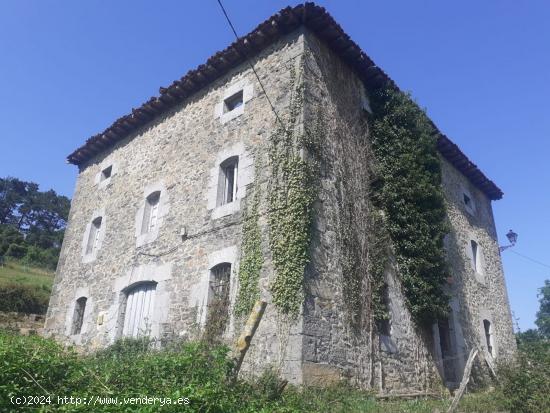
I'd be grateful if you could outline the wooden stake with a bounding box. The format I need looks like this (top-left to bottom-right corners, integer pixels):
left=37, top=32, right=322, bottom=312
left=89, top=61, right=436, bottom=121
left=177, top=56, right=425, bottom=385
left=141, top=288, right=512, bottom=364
left=446, top=348, right=478, bottom=413
left=231, top=300, right=267, bottom=379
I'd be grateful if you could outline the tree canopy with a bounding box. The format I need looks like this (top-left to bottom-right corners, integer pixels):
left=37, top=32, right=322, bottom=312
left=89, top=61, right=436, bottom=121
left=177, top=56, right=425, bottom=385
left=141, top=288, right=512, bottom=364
left=0, top=177, right=70, bottom=269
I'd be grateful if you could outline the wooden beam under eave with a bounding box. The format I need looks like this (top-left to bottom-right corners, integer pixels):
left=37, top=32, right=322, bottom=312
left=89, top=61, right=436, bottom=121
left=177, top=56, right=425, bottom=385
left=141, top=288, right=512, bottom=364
left=159, top=93, right=177, bottom=104
left=106, top=130, right=119, bottom=140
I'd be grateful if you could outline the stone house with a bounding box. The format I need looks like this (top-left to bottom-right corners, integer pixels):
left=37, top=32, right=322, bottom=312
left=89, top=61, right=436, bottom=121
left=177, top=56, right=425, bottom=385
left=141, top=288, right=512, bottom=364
left=44, top=3, right=516, bottom=392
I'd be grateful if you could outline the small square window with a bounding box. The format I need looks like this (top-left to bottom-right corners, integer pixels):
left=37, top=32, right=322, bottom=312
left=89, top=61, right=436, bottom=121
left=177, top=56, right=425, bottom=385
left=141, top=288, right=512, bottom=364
left=223, top=90, right=243, bottom=113
left=100, top=165, right=112, bottom=181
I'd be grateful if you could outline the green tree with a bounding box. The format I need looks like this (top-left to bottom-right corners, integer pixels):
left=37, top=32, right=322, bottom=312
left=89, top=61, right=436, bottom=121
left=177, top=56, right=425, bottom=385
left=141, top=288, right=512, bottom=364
left=535, top=279, right=550, bottom=338
left=0, top=176, right=70, bottom=269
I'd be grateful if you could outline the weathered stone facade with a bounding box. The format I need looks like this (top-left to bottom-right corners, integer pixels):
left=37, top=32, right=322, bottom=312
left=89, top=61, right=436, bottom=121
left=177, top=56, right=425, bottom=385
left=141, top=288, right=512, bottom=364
left=45, top=6, right=515, bottom=393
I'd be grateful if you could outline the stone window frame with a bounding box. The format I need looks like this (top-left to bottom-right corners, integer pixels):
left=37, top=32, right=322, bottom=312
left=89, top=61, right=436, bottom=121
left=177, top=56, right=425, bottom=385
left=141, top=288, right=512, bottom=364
left=94, top=160, right=118, bottom=189
left=196, top=246, right=238, bottom=338
left=108, top=262, right=173, bottom=342
left=135, top=182, right=170, bottom=247
left=467, top=235, right=486, bottom=284
left=479, top=309, right=498, bottom=358
left=65, top=287, right=94, bottom=344
left=81, top=207, right=106, bottom=263
left=214, top=79, right=254, bottom=124
left=360, top=83, right=372, bottom=114
left=461, top=186, right=476, bottom=216
left=206, top=143, right=253, bottom=220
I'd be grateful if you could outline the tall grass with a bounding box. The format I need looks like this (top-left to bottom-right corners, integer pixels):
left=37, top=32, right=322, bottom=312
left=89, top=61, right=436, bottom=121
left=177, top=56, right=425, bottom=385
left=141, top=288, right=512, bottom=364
left=0, top=330, right=516, bottom=413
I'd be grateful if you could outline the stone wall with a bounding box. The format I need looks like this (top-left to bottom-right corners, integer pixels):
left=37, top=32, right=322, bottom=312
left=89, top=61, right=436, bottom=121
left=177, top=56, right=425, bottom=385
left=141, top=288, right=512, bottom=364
left=301, top=30, right=440, bottom=393
left=45, top=29, right=307, bottom=383
left=441, top=157, right=517, bottom=370
left=0, top=312, right=45, bottom=336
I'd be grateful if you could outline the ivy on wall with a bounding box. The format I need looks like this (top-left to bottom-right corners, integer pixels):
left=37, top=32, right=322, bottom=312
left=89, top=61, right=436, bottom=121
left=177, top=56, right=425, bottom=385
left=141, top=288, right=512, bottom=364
left=369, top=87, right=450, bottom=325
left=368, top=209, right=392, bottom=324
left=267, top=64, right=317, bottom=317
left=234, top=177, right=263, bottom=317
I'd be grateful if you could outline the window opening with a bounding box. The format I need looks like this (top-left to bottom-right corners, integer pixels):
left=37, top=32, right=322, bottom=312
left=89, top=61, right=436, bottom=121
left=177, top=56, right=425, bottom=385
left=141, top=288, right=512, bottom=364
left=71, top=297, right=87, bottom=335
left=223, top=90, right=243, bottom=113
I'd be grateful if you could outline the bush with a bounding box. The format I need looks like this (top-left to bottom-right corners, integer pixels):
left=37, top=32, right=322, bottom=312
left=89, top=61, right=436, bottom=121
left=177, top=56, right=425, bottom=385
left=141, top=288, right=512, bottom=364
left=0, top=283, right=49, bottom=314
left=0, top=332, right=271, bottom=412
left=500, top=339, right=550, bottom=412
left=5, top=243, right=28, bottom=259
left=22, top=246, right=59, bottom=270
left=0, top=331, right=81, bottom=413
left=0, top=331, right=524, bottom=413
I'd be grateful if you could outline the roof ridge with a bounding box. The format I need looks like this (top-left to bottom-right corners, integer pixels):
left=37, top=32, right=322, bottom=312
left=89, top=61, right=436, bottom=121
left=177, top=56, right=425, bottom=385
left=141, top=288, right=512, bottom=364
left=67, top=2, right=502, bottom=200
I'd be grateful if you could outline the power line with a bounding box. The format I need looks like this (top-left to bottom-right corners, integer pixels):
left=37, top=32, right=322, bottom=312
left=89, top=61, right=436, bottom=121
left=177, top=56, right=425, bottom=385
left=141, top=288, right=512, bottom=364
left=508, top=249, right=550, bottom=270
left=215, top=0, right=287, bottom=132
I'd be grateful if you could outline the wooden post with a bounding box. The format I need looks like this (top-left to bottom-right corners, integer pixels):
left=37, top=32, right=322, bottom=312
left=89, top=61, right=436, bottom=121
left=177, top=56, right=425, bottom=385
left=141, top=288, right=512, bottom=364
left=231, top=300, right=267, bottom=379
left=446, top=348, right=478, bottom=413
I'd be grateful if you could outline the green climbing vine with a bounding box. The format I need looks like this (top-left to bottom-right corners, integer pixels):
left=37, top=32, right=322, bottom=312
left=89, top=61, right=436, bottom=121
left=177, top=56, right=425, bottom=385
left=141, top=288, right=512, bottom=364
left=368, top=209, right=392, bottom=324
left=368, top=86, right=450, bottom=325
left=234, top=174, right=263, bottom=317
left=267, top=63, right=318, bottom=317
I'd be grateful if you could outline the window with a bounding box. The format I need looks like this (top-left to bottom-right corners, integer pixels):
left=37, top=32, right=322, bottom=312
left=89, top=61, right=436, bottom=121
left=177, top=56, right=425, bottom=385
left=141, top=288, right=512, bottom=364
left=470, top=240, right=478, bottom=272
left=360, top=84, right=372, bottom=113
left=223, top=90, right=243, bottom=113
left=71, top=297, right=87, bottom=335
left=483, top=319, right=494, bottom=356
left=122, top=282, right=156, bottom=337
left=462, top=189, right=475, bottom=214
left=437, top=318, right=458, bottom=382
left=142, top=191, right=160, bottom=234
left=204, top=263, right=231, bottom=340
left=218, top=157, right=238, bottom=206
left=377, top=284, right=391, bottom=336
left=86, top=217, right=102, bottom=255
left=100, top=165, right=112, bottom=181
left=470, top=240, right=484, bottom=275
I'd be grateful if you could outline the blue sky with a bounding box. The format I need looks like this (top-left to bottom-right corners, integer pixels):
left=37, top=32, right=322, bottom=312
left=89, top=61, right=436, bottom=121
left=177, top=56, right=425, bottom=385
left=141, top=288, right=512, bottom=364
left=1, top=1, right=548, bottom=330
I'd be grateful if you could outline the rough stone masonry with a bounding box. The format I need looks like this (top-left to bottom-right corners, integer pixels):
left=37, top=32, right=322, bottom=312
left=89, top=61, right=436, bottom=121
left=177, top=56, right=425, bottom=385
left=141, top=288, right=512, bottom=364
left=44, top=3, right=516, bottom=393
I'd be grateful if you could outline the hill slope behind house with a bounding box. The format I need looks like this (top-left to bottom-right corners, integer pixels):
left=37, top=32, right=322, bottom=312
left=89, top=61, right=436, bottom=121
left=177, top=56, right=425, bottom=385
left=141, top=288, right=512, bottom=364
left=0, top=259, right=54, bottom=314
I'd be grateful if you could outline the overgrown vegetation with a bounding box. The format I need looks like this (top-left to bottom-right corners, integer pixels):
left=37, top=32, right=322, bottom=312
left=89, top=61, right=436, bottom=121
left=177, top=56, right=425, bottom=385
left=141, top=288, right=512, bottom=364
left=368, top=87, right=450, bottom=325
left=234, top=177, right=263, bottom=318
left=0, top=259, right=53, bottom=313
left=267, top=64, right=318, bottom=317
left=499, top=339, right=550, bottom=413
left=0, top=330, right=516, bottom=412
left=499, top=279, right=550, bottom=412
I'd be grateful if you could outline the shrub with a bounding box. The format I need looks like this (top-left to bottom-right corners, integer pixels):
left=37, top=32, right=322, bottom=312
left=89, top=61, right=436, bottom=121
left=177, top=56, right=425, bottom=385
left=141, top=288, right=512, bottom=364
left=499, top=340, right=550, bottom=412
left=5, top=243, right=28, bottom=259
left=0, top=330, right=81, bottom=413
left=0, top=283, right=49, bottom=314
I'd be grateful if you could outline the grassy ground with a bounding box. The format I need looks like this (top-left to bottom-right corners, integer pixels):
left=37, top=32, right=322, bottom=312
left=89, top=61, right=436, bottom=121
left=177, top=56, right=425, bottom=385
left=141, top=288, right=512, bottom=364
left=0, top=259, right=54, bottom=313
left=0, top=259, right=54, bottom=291
left=280, top=386, right=509, bottom=412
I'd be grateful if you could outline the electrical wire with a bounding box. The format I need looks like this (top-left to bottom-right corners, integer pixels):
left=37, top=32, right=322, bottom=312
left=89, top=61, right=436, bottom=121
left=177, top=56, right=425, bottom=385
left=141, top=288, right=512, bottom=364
left=508, top=249, right=550, bottom=270
left=215, top=0, right=287, bottom=132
